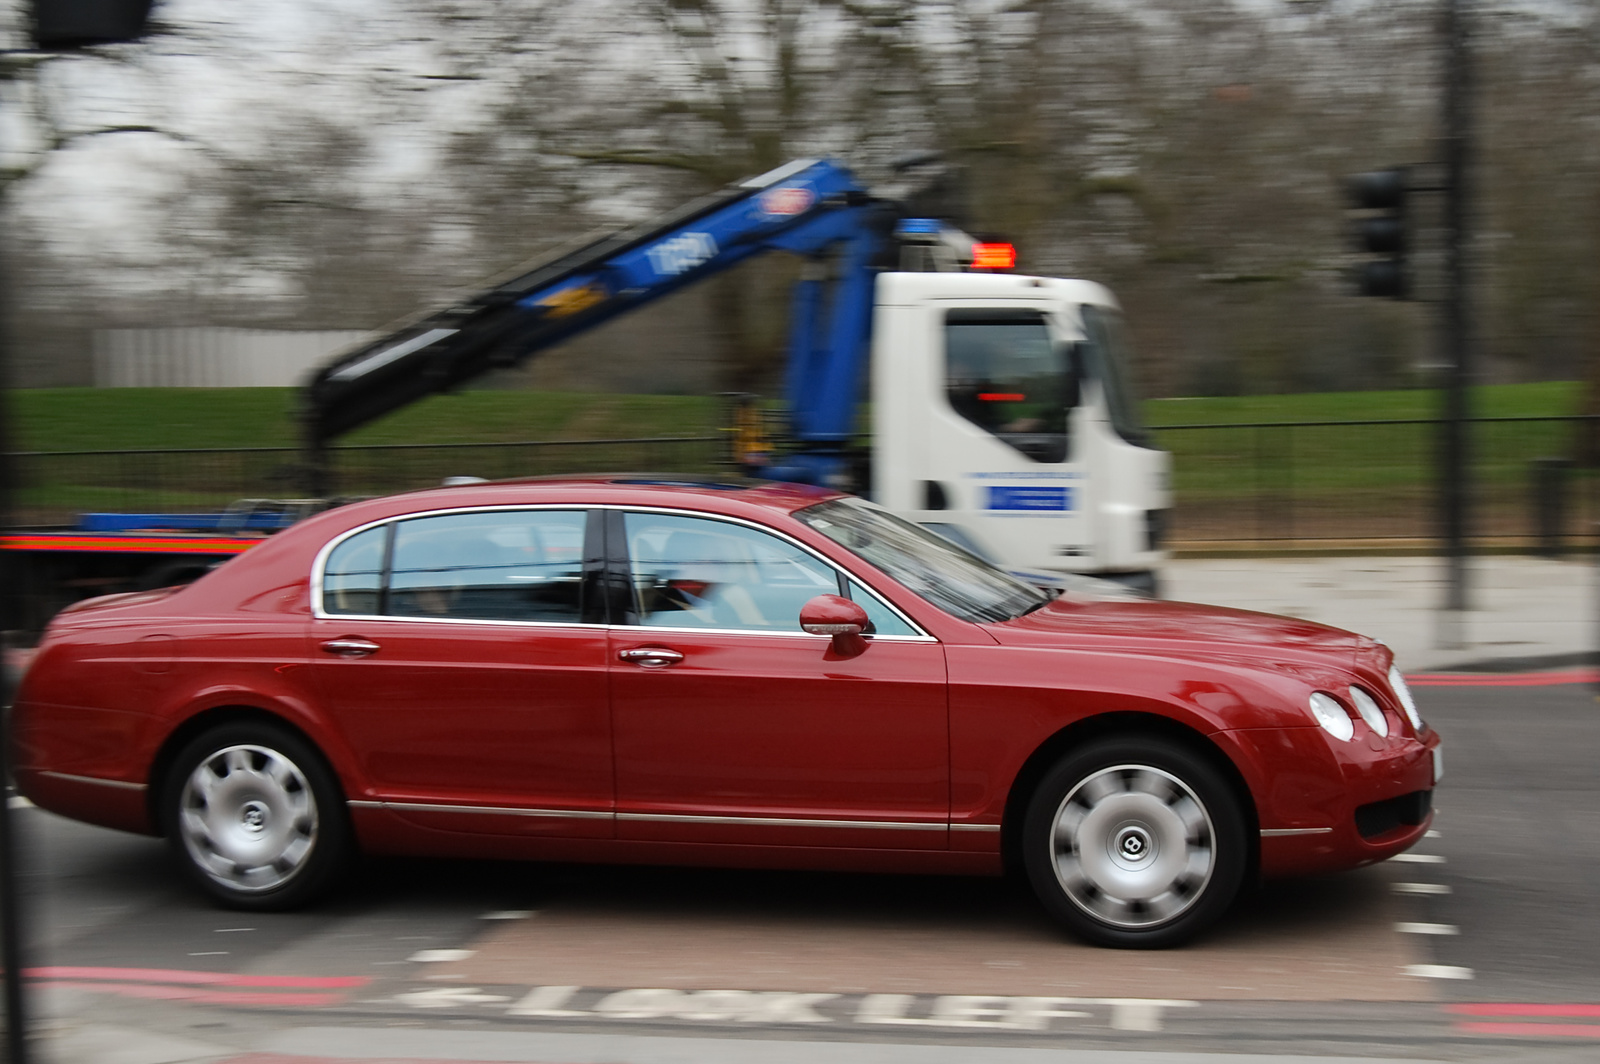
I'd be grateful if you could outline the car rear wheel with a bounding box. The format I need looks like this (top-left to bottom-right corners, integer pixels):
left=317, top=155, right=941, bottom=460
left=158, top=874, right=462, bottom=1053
left=1022, top=737, right=1247, bottom=948
left=163, top=722, right=351, bottom=910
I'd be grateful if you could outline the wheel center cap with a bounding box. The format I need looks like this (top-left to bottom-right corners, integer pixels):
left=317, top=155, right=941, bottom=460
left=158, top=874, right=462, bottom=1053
left=1113, top=825, right=1154, bottom=864
left=240, top=802, right=269, bottom=833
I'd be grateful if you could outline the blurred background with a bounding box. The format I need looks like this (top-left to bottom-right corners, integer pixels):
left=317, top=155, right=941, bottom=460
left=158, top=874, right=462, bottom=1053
left=2, top=0, right=1597, bottom=543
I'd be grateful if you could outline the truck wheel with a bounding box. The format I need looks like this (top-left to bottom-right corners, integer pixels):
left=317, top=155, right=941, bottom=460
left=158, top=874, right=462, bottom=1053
left=162, top=722, right=352, bottom=910
left=1022, top=736, right=1246, bottom=948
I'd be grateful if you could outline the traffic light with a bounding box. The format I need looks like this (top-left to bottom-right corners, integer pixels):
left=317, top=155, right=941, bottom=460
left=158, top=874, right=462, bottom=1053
left=29, top=0, right=154, bottom=49
left=1346, top=167, right=1409, bottom=299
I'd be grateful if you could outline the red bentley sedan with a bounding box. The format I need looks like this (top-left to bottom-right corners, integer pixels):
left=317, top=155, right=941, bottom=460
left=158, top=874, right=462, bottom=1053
left=12, top=477, right=1440, bottom=947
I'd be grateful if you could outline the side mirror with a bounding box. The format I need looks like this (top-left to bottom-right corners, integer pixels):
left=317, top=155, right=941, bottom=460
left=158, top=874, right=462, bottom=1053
left=799, top=594, right=870, bottom=656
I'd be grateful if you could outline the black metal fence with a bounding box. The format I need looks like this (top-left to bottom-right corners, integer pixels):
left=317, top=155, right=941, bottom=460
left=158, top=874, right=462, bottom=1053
left=1154, top=414, right=1599, bottom=547
left=8, top=417, right=1597, bottom=550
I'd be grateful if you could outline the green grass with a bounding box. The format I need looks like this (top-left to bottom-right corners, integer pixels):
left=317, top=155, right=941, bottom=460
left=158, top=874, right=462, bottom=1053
left=9, top=381, right=1580, bottom=452
left=1145, top=380, right=1581, bottom=427
left=8, top=388, right=722, bottom=452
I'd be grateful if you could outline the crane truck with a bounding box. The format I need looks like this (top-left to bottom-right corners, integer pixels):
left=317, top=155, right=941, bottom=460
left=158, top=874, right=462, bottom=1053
left=5, top=156, right=1169, bottom=635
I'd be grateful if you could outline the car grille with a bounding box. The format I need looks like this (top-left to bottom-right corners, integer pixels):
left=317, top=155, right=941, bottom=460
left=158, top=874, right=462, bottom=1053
left=1354, top=789, right=1433, bottom=840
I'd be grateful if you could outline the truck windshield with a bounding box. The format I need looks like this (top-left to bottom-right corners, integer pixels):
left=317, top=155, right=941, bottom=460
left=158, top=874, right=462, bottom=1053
left=1079, top=304, right=1148, bottom=446
left=944, top=308, right=1069, bottom=463
left=795, top=497, right=1051, bottom=623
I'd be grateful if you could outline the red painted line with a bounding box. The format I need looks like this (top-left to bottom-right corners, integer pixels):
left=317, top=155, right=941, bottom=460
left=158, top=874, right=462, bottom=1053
left=1449, top=1003, right=1600, bottom=1018
left=1405, top=668, right=1598, bottom=687
left=1456, top=1021, right=1600, bottom=1038
left=27, top=966, right=368, bottom=989
left=40, top=980, right=344, bottom=1008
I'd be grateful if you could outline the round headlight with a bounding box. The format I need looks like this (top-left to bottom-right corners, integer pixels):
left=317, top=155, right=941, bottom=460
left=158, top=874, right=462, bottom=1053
left=1309, top=692, right=1354, bottom=741
left=1387, top=664, right=1423, bottom=731
left=1349, top=686, right=1388, bottom=738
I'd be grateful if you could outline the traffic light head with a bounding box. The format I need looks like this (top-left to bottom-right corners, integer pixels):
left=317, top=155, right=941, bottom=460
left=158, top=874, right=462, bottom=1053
left=1345, top=167, right=1410, bottom=300
left=29, top=0, right=154, bottom=49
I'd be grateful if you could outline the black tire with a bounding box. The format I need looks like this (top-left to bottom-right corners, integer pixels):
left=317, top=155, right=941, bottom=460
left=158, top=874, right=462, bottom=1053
left=161, top=721, right=353, bottom=910
left=1022, top=736, right=1247, bottom=949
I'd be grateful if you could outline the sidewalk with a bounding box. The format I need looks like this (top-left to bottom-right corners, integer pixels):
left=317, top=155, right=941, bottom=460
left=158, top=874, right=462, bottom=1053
left=1166, top=553, right=1595, bottom=673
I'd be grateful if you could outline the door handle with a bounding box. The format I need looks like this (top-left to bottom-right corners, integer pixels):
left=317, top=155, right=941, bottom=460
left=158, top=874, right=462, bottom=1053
left=321, top=637, right=380, bottom=658
left=618, top=647, right=684, bottom=668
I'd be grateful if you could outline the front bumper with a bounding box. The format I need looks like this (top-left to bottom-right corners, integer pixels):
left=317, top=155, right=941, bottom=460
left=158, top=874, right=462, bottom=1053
left=1219, top=722, right=1442, bottom=879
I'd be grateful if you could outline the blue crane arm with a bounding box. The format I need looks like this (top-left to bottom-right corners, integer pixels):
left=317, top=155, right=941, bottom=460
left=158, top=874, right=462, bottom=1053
left=301, top=158, right=896, bottom=484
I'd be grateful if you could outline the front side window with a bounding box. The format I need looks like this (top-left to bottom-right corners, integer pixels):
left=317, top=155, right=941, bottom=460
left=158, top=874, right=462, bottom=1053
left=945, top=308, right=1072, bottom=463
left=320, top=510, right=588, bottom=623
left=623, top=512, right=840, bottom=632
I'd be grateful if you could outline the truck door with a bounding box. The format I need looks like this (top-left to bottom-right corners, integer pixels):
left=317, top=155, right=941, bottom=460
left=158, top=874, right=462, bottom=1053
left=873, top=293, right=1091, bottom=574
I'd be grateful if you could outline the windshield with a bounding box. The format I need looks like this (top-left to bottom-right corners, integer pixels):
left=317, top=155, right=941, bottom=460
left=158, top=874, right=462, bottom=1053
left=795, top=497, right=1051, bottom=624
left=1079, top=304, right=1149, bottom=446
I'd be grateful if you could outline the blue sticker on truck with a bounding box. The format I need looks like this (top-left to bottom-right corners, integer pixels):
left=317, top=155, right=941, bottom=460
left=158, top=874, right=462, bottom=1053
left=987, top=486, right=1074, bottom=511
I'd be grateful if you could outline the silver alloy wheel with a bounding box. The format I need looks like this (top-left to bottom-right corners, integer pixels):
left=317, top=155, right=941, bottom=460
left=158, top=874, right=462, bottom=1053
left=177, top=744, right=319, bottom=894
left=1049, top=763, right=1215, bottom=929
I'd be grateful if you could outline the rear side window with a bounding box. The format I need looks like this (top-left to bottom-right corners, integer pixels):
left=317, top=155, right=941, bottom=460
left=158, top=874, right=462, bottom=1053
left=323, top=525, right=387, bottom=616
left=320, top=510, right=588, bottom=623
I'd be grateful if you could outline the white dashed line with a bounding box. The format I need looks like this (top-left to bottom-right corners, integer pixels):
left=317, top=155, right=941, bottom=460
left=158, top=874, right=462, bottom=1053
left=1425, top=829, right=1442, bottom=838
left=1391, top=853, right=1446, bottom=864
left=187, top=951, right=228, bottom=957
left=480, top=910, right=534, bottom=921
left=213, top=928, right=256, bottom=933
left=1405, top=964, right=1474, bottom=980
left=7, top=797, right=33, bottom=810
left=1396, top=922, right=1459, bottom=935
left=408, top=949, right=476, bottom=963
left=1393, top=882, right=1452, bottom=895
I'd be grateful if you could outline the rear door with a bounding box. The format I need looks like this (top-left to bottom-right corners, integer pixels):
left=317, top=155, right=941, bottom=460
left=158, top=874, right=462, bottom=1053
left=308, top=507, right=613, bottom=838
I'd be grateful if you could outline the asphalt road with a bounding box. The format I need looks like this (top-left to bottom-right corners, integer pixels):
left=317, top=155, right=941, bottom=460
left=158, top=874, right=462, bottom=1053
left=5, top=677, right=1599, bottom=1064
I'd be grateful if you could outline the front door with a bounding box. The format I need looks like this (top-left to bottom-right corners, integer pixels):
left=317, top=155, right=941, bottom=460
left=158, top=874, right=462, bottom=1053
left=308, top=507, right=612, bottom=838
left=606, top=509, right=949, bottom=850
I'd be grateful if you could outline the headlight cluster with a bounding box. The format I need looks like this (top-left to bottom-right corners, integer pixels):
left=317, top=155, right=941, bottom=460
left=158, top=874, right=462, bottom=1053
left=1308, top=686, right=1390, bottom=742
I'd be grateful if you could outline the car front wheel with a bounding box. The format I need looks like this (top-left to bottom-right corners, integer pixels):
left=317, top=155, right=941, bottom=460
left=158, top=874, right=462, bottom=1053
left=163, top=722, right=351, bottom=910
left=1022, top=737, right=1247, bottom=948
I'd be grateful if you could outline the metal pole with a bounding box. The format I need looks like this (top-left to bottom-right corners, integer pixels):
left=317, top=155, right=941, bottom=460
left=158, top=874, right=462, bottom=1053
left=0, top=220, right=30, bottom=1064
left=1437, top=0, right=1474, bottom=649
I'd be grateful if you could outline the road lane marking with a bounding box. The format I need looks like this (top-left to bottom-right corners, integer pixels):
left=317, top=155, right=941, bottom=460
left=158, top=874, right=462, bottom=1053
left=1396, top=922, right=1459, bottom=935
left=187, top=952, right=228, bottom=957
left=480, top=910, right=534, bottom=920
left=396, top=987, right=512, bottom=1008
left=1393, top=882, right=1451, bottom=894
left=408, top=949, right=476, bottom=963
left=1425, top=829, right=1442, bottom=838
left=1391, top=853, right=1446, bottom=863
left=6, top=797, right=32, bottom=809
left=1406, top=964, right=1474, bottom=979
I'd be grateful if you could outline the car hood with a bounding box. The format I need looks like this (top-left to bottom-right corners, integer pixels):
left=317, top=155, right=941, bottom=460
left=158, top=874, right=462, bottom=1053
left=987, top=594, right=1367, bottom=667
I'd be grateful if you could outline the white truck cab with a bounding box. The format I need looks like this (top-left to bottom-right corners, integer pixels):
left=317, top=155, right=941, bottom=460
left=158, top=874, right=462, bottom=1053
left=871, top=272, right=1169, bottom=593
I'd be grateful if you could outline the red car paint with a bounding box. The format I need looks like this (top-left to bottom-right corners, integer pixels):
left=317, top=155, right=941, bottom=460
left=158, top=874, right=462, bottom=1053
left=12, top=477, right=1438, bottom=886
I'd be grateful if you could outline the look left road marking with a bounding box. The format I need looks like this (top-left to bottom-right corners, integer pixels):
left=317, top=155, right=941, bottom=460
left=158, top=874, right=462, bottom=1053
left=440, top=984, right=1199, bottom=1034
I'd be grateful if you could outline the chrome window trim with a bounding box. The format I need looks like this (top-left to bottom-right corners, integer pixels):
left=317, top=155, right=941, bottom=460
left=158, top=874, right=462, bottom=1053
left=609, top=623, right=933, bottom=644
left=40, top=771, right=146, bottom=792
left=311, top=501, right=932, bottom=638
left=1258, top=827, right=1334, bottom=837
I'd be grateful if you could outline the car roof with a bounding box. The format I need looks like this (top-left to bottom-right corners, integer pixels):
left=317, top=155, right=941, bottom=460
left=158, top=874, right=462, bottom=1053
left=322, top=474, right=847, bottom=526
